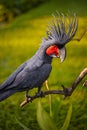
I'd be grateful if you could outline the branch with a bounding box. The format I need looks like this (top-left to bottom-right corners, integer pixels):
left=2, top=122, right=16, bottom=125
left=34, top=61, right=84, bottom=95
left=72, top=27, right=87, bottom=41
left=20, top=68, right=87, bottom=107
left=83, top=80, right=87, bottom=87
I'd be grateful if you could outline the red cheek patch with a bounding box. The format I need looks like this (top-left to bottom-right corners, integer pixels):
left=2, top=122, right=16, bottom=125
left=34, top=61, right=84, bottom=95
left=46, top=45, right=59, bottom=56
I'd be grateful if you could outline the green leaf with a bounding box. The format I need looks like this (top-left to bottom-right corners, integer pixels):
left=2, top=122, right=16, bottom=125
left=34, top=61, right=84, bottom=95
left=60, top=104, right=72, bottom=130
left=15, top=117, right=30, bottom=130
left=37, top=101, right=58, bottom=130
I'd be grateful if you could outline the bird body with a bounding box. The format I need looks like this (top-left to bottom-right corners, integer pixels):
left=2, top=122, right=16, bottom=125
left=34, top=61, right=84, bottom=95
left=0, top=13, right=78, bottom=102
left=0, top=44, right=52, bottom=101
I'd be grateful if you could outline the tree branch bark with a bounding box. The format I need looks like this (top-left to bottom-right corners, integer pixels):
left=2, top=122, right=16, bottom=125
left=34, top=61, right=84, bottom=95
left=20, top=68, right=87, bottom=107
left=72, top=27, right=87, bottom=41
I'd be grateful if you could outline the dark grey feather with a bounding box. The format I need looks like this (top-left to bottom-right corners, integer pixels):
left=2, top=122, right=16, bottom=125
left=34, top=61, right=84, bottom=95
left=46, top=13, right=78, bottom=46
left=0, top=89, right=17, bottom=101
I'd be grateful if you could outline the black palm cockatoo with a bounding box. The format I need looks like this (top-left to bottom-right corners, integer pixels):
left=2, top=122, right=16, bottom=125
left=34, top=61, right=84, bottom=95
left=0, top=13, right=78, bottom=102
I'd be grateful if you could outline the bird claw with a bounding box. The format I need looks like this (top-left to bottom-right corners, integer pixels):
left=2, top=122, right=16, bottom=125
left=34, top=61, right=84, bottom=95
left=26, top=95, right=32, bottom=103
left=61, top=85, right=71, bottom=99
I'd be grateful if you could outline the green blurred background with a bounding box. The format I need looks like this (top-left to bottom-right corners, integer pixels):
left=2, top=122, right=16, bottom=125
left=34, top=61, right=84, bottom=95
left=0, top=0, right=87, bottom=130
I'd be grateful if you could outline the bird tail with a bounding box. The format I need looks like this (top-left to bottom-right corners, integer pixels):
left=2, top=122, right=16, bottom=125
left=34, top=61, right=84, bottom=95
left=0, top=89, right=17, bottom=102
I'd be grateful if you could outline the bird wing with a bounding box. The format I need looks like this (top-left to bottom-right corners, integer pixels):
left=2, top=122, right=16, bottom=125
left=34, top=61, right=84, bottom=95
left=13, top=63, right=52, bottom=90
left=1, top=63, right=52, bottom=91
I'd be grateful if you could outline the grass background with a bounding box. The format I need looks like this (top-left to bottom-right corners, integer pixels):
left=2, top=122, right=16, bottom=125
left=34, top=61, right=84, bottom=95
left=0, top=0, right=87, bottom=129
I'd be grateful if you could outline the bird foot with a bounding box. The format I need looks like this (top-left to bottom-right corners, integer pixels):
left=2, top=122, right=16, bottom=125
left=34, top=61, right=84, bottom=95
left=61, top=85, right=71, bottom=99
left=26, top=95, right=32, bottom=103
